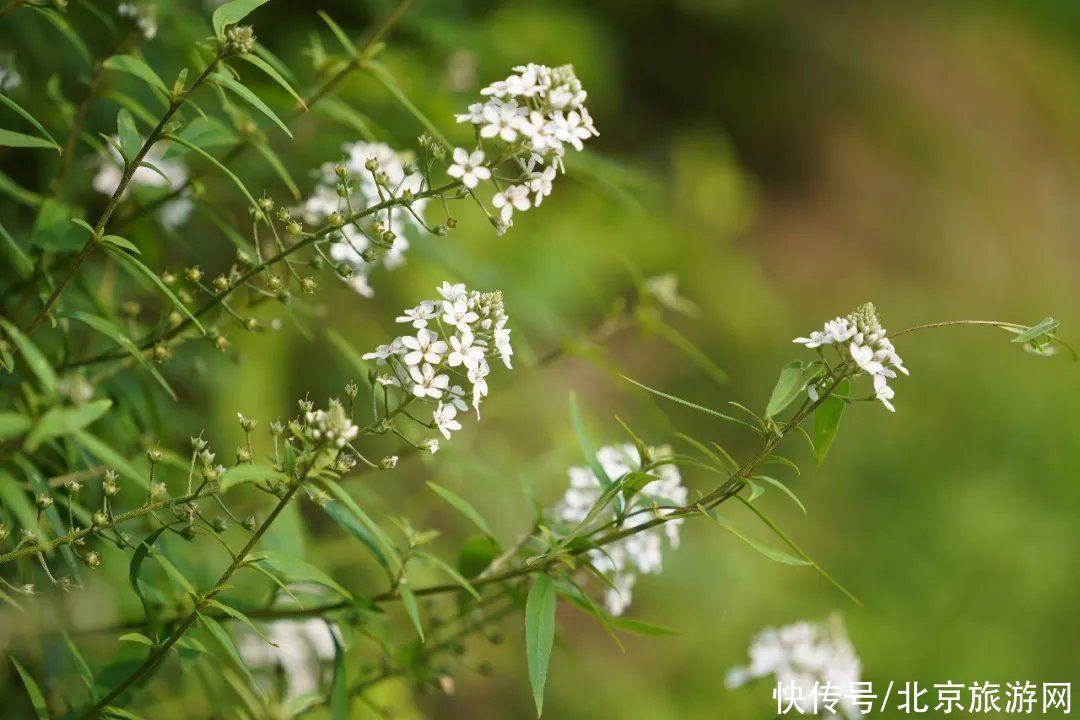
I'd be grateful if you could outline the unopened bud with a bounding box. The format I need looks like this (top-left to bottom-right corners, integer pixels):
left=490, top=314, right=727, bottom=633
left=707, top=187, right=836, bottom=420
left=300, top=277, right=317, bottom=294
left=103, top=479, right=120, bottom=496
left=146, top=447, right=163, bottom=464
left=35, top=493, right=53, bottom=509
left=184, top=265, right=203, bottom=283
left=212, top=517, right=228, bottom=533
left=91, top=511, right=108, bottom=528
left=335, top=262, right=354, bottom=279
left=378, top=455, right=399, bottom=470
left=286, top=220, right=303, bottom=236
left=168, top=311, right=183, bottom=327
left=267, top=275, right=283, bottom=291
left=237, top=446, right=252, bottom=463
left=214, top=335, right=230, bottom=351
left=225, top=25, right=256, bottom=55
left=83, top=551, right=101, bottom=568
left=276, top=207, right=291, bottom=222
left=258, top=197, right=274, bottom=213
left=242, top=515, right=258, bottom=531
left=161, top=271, right=177, bottom=286
left=153, top=343, right=170, bottom=364
left=328, top=212, right=344, bottom=228
left=364, top=156, right=379, bottom=172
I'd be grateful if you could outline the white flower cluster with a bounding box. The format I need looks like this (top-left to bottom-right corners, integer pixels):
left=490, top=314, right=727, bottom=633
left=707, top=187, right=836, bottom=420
left=299, top=142, right=426, bottom=297
left=304, top=399, right=359, bottom=449
left=794, top=302, right=908, bottom=412
left=93, top=139, right=193, bottom=229
left=117, top=2, right=158, bottom=40
left=453, top=63, right=598, bottom=231
left=555, top=444, right=687, bottom=616
left=363, top=282, right=512, bottom=442
left=237, top=619, right=337, bottom=701
left=726, top=617, right=862, bottom=719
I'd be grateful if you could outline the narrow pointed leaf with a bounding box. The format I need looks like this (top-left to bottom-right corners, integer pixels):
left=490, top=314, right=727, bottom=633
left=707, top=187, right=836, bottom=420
left=525, top=574, right=557, bottom=716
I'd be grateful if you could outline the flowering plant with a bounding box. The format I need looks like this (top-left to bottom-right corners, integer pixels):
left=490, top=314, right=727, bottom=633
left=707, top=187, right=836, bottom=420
left=0, top=1, right=1071, bottom=719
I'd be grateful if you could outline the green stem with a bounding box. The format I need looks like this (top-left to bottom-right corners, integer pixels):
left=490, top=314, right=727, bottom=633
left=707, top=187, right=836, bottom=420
left=24, top=55, right=223, bottom=335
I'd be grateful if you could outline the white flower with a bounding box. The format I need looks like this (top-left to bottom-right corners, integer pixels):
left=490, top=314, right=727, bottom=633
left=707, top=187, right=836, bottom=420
left=433, top=402, right=462, bottom=439
left=795, top=303, right=907, bottom=412
left=494, top=326, right=513, bottom=368
left=467, top=364, right=489, bottom=417
left=396, top=302, right=439, bottom=329
left=479, top=100, right=526, bottom=142
left=446, top=147, right=491, bottom=189
left=238, top=619, right=337, bottom=701
left=362, top=343, right=396, bottom=363
left=554, top=444, right=685, bottom=616
left=401, top=329, right=448, bottom=367
left=455, top=101, right=486, bottom=124
left=491, top=184, right=531, bottom=224
left=306, top=400, right=358, bottom=448
left=528, top=166, right=557, bottom=206
left=447, top=330, right=485, bottom=368
left=441, top=298, right=479, bottom=330
left=420, top=438, right=440, bottom=454
left=726, top=617, right=862, bottom=720
left=873, top=375, right=895, bottom=412
left=437, top=281, right=468, bottom=302
left=409, top=363, right=449, bottom=399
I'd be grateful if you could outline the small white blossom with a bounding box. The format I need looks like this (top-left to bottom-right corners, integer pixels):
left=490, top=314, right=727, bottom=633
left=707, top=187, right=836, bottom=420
left=305, top=400, right=358, bottom=448
left=408, top=363, right=450, bottom=399
left=554, top=444, right=686, bottom=616
left=432, top=402, right=462, bottom=439
left=726, top=616, right=862, bottom=720
left=420, top=438, right=440, bottom=454
left=491, top=184, right=531, bottom=225
left=446, top=147, right=491, bottom=189
left=401, top=329, right=448, bottom=367
left=795, top=302, right=907, bottom=412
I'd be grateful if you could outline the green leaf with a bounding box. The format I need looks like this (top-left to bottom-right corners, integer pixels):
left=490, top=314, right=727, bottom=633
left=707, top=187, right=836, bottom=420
left=0, top=128, right=59, bottom=151
left=620, top=374, right=759, bottom=432
left=212, top=0, right=269, bottom=37
left=165, top=116, right=238, bottom=157
left=0, top=470, right=40, bottom=541
left=63, top=631, right=99, bottom=697
left=0, top=168, right=44, bottom=207
left=219, top=463, right=282, bottom=493
left=206, top=599, right=275, bottom=644
left=101, top=234, right=141, bottom=254
left=116, top=108, right=141, bottom=162
left=314, top=97, right=376, bottom=142
left=253, top=141, right=300, bottom=199
left=25, top=398, right=112, bottom=451
left=702, top=509, right=810, bottom=565
left=102, top=242, right=205, bottom=333
left=155, top=552, right=197, bottom=596
left=31, top=198, right=85, bottom=252
left=320, top=498, right=392, bottom=577
left=0, top=92, right=60, bottom=148
left=250, top=550, right=353, bottom=600
left=103, top=55, right=169, bottom=97
left=609, top=616, right=683, bottom=636
left=399, top=582, right=424, bottom=642
left=752, top=474, right=807, bottom=514
left=34, top=7, right=91, bottom=64
left=735, top=496, right=862, bottom=606
left=766, top=360, right=825, bottom=417
left=11, top=657, right=50, bottom=720
left=329, top=626, right=349, bottom=720
left=162, top=133, right=257, bottom=211
left=214, top=73, right=292, bottom=137
left=72, top=429, right=148, bottom=489
left=238, top=53, right=305, bottom=108
left=118, top=632, right=154, bottom=646
left=525, top=574, right=557, bottom=717
left=316, top=11, right=358, bottom=56
left=1012, top=316, right=1059, bottom=343
left=198, top=613, right=258, bottom=687
left=59, top=311, right=175, bottom=400
left=0, top=317, right=58, bottom=393
left=568, top=391, right=612, bottom=489
left=414, top=550, right=481, bottom=600
left=812, top=378, right=849, bottom=464
left=0, top=412, right=32, bottom=440
left=426, top=481, right=493, bottom=537
left=0, top=220, right=33, bottom=279
left=366, top=61, right=450, bottom=147
left=457, top=534, right=501, bottom=578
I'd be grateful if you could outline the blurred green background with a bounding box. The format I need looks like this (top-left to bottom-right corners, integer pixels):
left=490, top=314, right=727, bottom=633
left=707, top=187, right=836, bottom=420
left=2, top=0, right=1078, bottom=717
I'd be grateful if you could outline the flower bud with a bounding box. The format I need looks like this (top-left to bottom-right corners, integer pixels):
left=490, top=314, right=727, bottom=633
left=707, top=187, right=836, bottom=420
left=35, top=493, right=53, bottom=509
left=381, top=230, right=396, bottom=245
left=237, top=446, right=252, bottom=463
left=269, top=421, right=284, bottom=436
left=243, top=317, right=259, bottom=332
left=267, top=275, right=284, bottom=292
left=214, top=335, right=230, bottom=352
left=17, top=583, right=34, bottom=595
left=344, top=382, right=359, bottom=399
left=162, top=271, right=177, bottom=286
left=446, top=217, right=458, bottom=230
left=150, top=482, right=167, bottom=499
left=328, top=212, right=344, bottom=228
left=237, top=413, right=258, bottom=432
left=225, top=25, right=256, bottom=55
left=146, top=447, right=163, bottom=464
left=103, top=478, right=120, bottom=496
left=257, top=197, right=274, bottom=213
left=242, top=515, right=258, bottom=531
left=276, top=207, right=291, bottom=222
left=180, top=526, right=196, bottom=541
left=335, top=163, right=349, bottom=179
left=83, top=551, right=101, bottom=568
left=286, top=220, right=303, bottom=236
left=300, top=277, right=317, bottom=294
left=360, top=248, right=378, bottom=264
left=212, top=517, right=228, bottom=533
left=91, top=511, right=108, bottom=529
left=64, top=477, right=82, bottom=494
left=178, top=289, right=193, bottom=304
left=20, top=528, right=36, bottom=545
left=335, top=262, right=354, bottom=279
left=364, top=156, right=380, bottom=172
left=378, top=455, right=399, bottom=470
left=153, top=343, right=170, bottom=364
left=168, top=311, right=183, bottom=327
left=212, top=275, right=229, bottom=293
left=184, top=265, right=203, bottom=283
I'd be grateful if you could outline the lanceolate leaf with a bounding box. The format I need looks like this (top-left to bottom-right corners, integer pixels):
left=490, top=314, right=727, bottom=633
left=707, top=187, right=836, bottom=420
left=59, top=311, right=176, bottom=400
left=25, top=398, right=113, bottom=451
left=813, top=378, right=849, bottom=464
left=238, top=53, right=305, bottom=108
left=620, top=374, right=758, bottom=433
left=162, top=133, right=257, bottom=211
left=525, top=574, right=557, bottom=717
left=399, top=582, right=424, bottom=642
left=0, top=318, right=58, bottom=394
left=211, top=0, right=269, bottom=38
left=218, top=463, right=282, bottom=493
left=10, top=658, right=50, bottom=720
left=214, top=73, right=292, bottom=137
left=103, top=54, right=170, bottom=97
left=702, top=509, right=810, bottom=566
left=766, top=360, right=825, bottom=418
left=426, top=481, right=493, bottom=537
left=0, top=92, right=60, bottom=150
